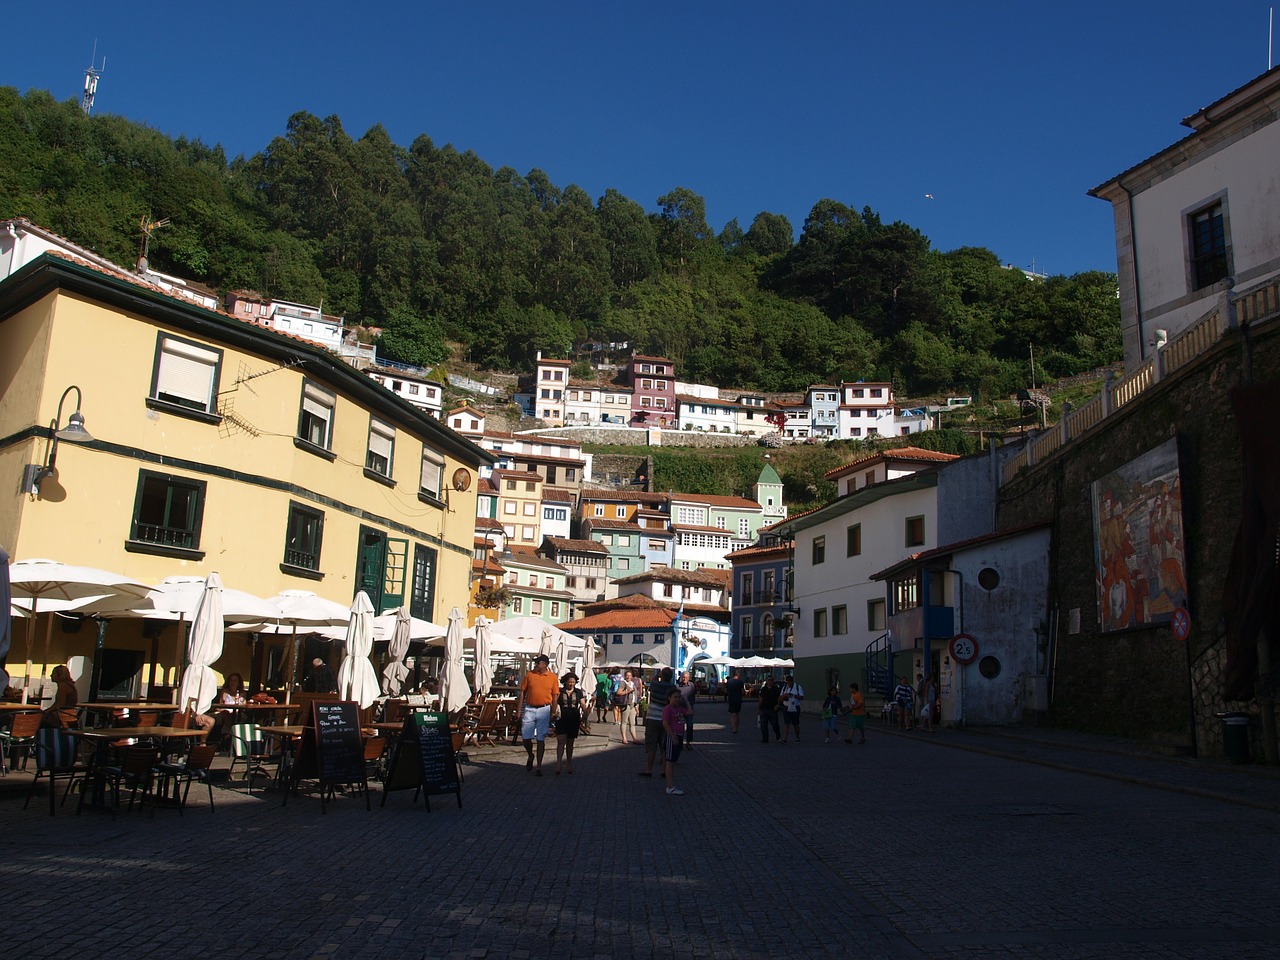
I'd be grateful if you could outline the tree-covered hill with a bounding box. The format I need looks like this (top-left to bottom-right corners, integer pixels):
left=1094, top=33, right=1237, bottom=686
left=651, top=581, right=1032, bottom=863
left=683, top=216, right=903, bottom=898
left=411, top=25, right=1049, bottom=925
left=0, top=88, right=1121, bottom=398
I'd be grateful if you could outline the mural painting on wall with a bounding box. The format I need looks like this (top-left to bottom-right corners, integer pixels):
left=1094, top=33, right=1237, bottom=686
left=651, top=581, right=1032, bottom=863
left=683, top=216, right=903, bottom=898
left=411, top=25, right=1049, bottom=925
left=1090, top=437, right=1188, bottom=632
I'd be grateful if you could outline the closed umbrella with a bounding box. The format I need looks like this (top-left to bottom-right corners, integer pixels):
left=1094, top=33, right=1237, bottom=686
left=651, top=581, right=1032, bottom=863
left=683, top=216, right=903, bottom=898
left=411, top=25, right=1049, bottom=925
left=539, top=626, right=556, bottom=661
left=382, top=606, right=412, bottom=696
left=7, top=558, right=152, bottom=701
left=176, top=572, right=224, bottom=716
left=336, top=591, right=379, bottom=709
left=0, top=545, right=11, bottom=695
left=581, top=634, right=598, bottom=679
left=439, top=607, right=471, bottom=715
left=554, top=634, right=570, bottom=675
left=472, top=616, right=494, bottom=698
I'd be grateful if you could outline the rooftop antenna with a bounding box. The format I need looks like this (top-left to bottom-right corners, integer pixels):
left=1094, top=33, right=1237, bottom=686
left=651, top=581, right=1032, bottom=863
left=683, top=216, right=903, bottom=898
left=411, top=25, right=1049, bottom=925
left=136, top=214, right=169, bottom=272
left=81, top=40, right=105, bottom=115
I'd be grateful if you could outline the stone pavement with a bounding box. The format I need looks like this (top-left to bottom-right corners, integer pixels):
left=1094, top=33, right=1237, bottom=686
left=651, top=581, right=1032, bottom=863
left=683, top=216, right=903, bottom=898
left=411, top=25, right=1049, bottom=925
left=1, top=705, right=1278, bottom=960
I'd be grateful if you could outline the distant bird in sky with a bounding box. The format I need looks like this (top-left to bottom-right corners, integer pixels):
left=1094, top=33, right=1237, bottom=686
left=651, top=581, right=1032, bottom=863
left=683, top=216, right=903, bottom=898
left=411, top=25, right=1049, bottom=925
left=924, top=193, right=935, bottom=200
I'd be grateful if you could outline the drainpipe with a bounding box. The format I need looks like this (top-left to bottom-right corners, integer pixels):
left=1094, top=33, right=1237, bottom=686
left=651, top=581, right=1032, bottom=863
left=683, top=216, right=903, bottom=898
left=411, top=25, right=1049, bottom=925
left=1120, top=178, right=1148, bottom=360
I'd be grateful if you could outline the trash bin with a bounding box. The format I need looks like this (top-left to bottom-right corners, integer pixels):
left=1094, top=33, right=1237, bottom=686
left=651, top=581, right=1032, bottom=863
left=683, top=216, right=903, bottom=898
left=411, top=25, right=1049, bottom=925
left=1216, top=712, right=1251, bottom=764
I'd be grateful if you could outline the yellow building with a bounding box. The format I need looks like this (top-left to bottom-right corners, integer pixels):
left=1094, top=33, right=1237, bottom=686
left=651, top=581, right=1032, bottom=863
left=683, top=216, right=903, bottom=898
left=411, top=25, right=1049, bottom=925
left=0, top=252, right=493, bottom=700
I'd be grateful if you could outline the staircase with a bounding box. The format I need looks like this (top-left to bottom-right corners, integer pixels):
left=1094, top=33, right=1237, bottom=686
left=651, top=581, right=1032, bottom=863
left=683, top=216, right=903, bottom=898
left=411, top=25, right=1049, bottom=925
left=864, top=632, right=895, bottom=705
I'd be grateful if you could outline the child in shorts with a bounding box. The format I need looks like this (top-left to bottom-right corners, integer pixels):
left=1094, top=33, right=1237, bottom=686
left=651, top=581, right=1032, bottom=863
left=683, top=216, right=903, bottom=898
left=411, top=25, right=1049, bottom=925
left=821, top=686, right=842, bottom=742
left=661, top=687, right=691, bottom=796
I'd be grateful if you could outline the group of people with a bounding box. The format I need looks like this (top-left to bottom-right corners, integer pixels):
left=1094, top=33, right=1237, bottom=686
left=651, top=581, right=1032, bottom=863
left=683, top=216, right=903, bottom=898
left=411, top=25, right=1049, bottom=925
left=892, top=672, right=941, bottom=731
left=593, top=667, right=644, bottom=742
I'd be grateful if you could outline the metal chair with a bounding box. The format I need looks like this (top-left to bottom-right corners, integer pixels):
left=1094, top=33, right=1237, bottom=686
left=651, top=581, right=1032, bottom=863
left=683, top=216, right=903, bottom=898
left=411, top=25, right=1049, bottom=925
left=26, top=728, right=91, bottom=816
left=89, top=745, right=161, bottom=819
left=229, top=722, right=278, bottom=794
left=155, top=744, right=217, bottom=815
left=1, top=711, right=42, bottom=774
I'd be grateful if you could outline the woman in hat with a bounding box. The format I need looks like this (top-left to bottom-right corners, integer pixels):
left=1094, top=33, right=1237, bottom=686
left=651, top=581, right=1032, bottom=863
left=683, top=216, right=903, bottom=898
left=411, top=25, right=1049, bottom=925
left=553, top=672, right=585, bottom=775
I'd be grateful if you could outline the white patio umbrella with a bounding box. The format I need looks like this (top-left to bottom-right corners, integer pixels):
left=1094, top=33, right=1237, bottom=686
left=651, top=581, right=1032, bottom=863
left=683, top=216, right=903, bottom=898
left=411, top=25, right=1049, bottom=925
left=7, top=558, right=152, bottom=700
left=554, top=634, right=570, bottom=675
left=472, top=615, right=494, bottom=698
left=489, top=615, right=581, bottom=651
left=176, top=572, right=224, bottom=716
left=262, top=590, right=351, bottom=702
left=336, top=591, right=379, bottom=709
left=382, top=606, right=412, bottom=696
left=439, top=607, right=471, bottom=715
left=0, top=545, right=11, bottom=695
left=142, top=576, right=282, bottom=624
left=581, top=634, right=598, bottom=679
left=539, top=626, right=556, bottom=661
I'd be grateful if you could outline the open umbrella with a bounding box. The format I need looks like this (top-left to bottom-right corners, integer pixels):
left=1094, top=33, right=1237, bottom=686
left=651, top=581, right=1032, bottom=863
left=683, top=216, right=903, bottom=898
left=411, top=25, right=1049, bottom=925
left=176, top=572, right=224, bottom=716
left=439, top=607, right=471, bottom=715
left=0, top=545, right=11, bottom=695
left=472, top=615, right=494, bottom=697
left=336, top=591, right=379, bottom=709
left=262, top=590, right=351, bottom=703
left=7, top=558, right=152, bottom=700
left=382, top=606, right=412, bottom=696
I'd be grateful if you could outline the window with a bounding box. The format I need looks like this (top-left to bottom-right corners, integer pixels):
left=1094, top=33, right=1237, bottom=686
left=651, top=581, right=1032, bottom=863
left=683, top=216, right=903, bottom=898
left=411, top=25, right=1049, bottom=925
left=419, top=449, right=444, bottom=501
left=551, top=602, right=560, bottom=618
left=150, top=335, right=221, bottom=415
left=832, top=605, right=848, bottom=635
left=871, top=388, right=883, bottom=398
left=893, top=576, right=919, bottom=610
left=905, top=516, right=925, bottom=547
left=812, top=535, right=826, bottom=565
left=867, top=598, right=886, bottom=631
left=298, top=381, right=336, bottom=452
left=864, top=470, right=876, bottom=488
left=409, top=543, right=436, bottom=620
left=504, top=501, right=517, bottom=515
left=523, top=502, right=536, bottom=516
left=814, top=608, right=828, bottom=638
left=594, top=505, right=605, bottom=517
left=513, top=597, right=523, bottom=614
left=532, top=599, right=543, bottom=616
left=521, top=525, right=534, bottom=540
left=283, top=502, right=324, bottom=575
left=611, top=634, right=622, bottom=645
left=663, top=584, right=674, bottom=598
left=615, top=505, right=627, bottom=518
left=741, top=573, right=753, bottom=605
left=128, top=471, right=206, bottom=557
left=632, top=633, right=645, bottom=644
left=409, top=384, right=419, bottom=395
left=618, top=558, right=630, bottom=570
left=1188, top=200, right=1228, bottom=290
left=847, top=524, right=861, bottom=557
left=618, top=535, right=630, bottom=547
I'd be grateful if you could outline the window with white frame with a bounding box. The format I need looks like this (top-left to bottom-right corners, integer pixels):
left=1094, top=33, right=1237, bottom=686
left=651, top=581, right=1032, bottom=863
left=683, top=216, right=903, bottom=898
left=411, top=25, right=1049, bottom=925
left=419, top=449, right=444, bottom=500
left=298, top=381, right=336, bottom=451
left=151, top=335, right=221, bottom=414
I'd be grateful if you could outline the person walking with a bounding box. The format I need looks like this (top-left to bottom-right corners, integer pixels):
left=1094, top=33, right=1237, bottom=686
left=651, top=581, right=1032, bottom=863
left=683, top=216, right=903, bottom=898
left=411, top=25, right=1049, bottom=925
left=628, top=670, right=645, bottom=742
left=519, top=654, right=560, bottom=776
left=914, top=673, right=928, bottom=727
left=724, top=671, right=746, bottom=733
left=554, top=673, right=585, bottom=774
left=613, top=670, right=635, bottom=743
left=893, top=676, right=914, bottom=730
left=757, top=675, right=782, bottom=743
left=820, top=686, right=842, bottom=743
left=677, top=671, right=697, bottom=750
left=844, top=682, right=867, bottom=744
left=779, top=673, right=805, bottom=742
left=921, top=675, right=941, bottom=731
left=639, top=667, right=677, bottom=777
left=661, top=686, right=692, bottom=796
left=594, top=669, right=611, bottom=725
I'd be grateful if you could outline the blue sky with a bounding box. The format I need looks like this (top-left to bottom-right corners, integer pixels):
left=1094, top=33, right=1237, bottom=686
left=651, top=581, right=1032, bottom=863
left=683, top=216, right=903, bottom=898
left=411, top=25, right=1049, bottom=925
left=5, top=1, right=1276, bottom=276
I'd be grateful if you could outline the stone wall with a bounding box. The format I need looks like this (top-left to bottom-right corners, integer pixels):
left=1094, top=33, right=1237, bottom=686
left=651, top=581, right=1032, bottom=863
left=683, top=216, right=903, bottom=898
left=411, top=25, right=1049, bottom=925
left=997, top=316, right=1279, bottom=758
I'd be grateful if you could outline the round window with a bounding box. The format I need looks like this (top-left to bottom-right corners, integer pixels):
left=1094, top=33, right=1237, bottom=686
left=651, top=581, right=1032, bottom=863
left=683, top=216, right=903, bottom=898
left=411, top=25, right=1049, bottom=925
left=978, top=655, right=1001, bottom=679
left=977, top=567, right=1000, bottom=591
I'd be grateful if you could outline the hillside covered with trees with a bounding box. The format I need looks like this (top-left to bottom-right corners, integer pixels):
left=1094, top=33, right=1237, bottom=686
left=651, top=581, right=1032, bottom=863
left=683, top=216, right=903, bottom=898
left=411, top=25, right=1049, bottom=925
left=0, top=88, right=1122, bottom=399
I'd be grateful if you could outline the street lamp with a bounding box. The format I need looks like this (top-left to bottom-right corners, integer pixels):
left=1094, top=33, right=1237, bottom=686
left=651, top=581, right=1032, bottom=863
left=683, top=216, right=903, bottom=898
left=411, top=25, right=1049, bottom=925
left=22, top=385, right=93, bottom=496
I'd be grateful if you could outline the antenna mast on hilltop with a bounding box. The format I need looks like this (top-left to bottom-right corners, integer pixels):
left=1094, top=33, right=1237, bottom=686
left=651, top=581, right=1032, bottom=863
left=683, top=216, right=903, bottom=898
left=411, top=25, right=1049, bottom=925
left=82, top=40, right=105, bottom=115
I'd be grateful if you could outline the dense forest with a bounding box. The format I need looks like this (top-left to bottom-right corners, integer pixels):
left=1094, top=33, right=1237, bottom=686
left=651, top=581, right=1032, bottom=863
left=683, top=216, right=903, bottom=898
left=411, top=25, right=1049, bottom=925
left=0, top=87, right=1122, bottom=398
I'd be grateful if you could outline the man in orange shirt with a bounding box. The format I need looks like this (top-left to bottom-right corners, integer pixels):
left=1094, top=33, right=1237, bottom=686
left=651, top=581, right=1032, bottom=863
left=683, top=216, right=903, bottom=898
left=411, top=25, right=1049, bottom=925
left=844, top=681, right=867, bottom=744
left=519, top=654, right=560, bottom=776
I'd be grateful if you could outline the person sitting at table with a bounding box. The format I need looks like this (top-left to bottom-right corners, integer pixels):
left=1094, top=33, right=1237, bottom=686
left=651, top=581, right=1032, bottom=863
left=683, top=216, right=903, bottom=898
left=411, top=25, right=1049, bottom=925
left=303, top=658, right=336, bottom=694
left=40, top=664, right=78, bottom=728
left=210, top=672, right=247, bottom=747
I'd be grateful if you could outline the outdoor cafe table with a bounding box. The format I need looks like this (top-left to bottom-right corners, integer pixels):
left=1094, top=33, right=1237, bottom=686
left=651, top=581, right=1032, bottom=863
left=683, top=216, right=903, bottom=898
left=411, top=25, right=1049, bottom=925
left=210, top=702, right=300, bottom=723
left=78, top=701, right=178, bottom=725
left=257, top=725, right=306, bottom=787
left=0, top=703, right=42, bottom=713
left=68, top=727, right=209, bottom=811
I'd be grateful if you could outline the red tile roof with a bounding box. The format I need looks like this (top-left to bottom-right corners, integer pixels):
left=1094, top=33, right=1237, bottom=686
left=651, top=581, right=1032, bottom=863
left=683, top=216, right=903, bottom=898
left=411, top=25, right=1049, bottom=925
left=824, top=446, right=959, bottom=480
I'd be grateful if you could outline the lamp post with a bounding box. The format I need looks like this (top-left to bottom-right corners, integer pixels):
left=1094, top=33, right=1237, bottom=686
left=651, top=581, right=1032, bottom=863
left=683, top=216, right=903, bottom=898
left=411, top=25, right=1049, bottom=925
left=23, top=385, right=94, bottom=496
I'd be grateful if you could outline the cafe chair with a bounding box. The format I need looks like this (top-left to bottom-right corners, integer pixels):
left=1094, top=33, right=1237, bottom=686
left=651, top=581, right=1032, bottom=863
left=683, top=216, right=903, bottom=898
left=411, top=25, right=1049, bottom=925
left=26, top=728, right=91, bottom=816
left=154, top=743, right=217, bottom=815
left=87, top=745, right=161, bottom=819
left=1, top=710, right=43, bottom=774
left=228, top=722, right=278, bottom=794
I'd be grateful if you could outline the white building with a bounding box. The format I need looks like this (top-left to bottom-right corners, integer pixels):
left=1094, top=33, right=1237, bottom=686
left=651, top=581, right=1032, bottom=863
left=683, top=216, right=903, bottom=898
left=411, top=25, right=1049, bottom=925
left=836, top=381, right=894, bottom=439
left=225, top=292, right=344, bottom=352
left=676, top=394, right=739, bottom=433
left=1089, top=66, right=1280, bottom=367
left=366, top=367, right=444, bottom=416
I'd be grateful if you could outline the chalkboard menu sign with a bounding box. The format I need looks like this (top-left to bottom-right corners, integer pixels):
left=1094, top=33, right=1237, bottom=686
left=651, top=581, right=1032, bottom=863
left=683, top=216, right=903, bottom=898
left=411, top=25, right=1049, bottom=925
left=380, top=710, right=462, bottom=810
left=286, top=700, right=370, bottom=813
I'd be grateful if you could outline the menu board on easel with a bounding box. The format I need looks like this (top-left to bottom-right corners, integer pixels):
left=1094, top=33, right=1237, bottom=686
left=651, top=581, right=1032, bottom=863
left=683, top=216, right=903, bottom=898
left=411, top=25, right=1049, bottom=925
left=286, top=700, right=369, bottom=813
left=380, top=710, right=462, bottom=810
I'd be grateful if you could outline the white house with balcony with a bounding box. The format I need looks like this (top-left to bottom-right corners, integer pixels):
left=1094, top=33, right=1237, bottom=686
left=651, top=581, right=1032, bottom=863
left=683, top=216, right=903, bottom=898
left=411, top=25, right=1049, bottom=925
left=836, top=381, right=895, bottom=439
left=224, top=292, right=345, bottom=352
left=366, top=366, right=444, bottom=416
left=1089, top=65, right=1280, bottom=368
left=677, top=394, right=739, bottom=433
